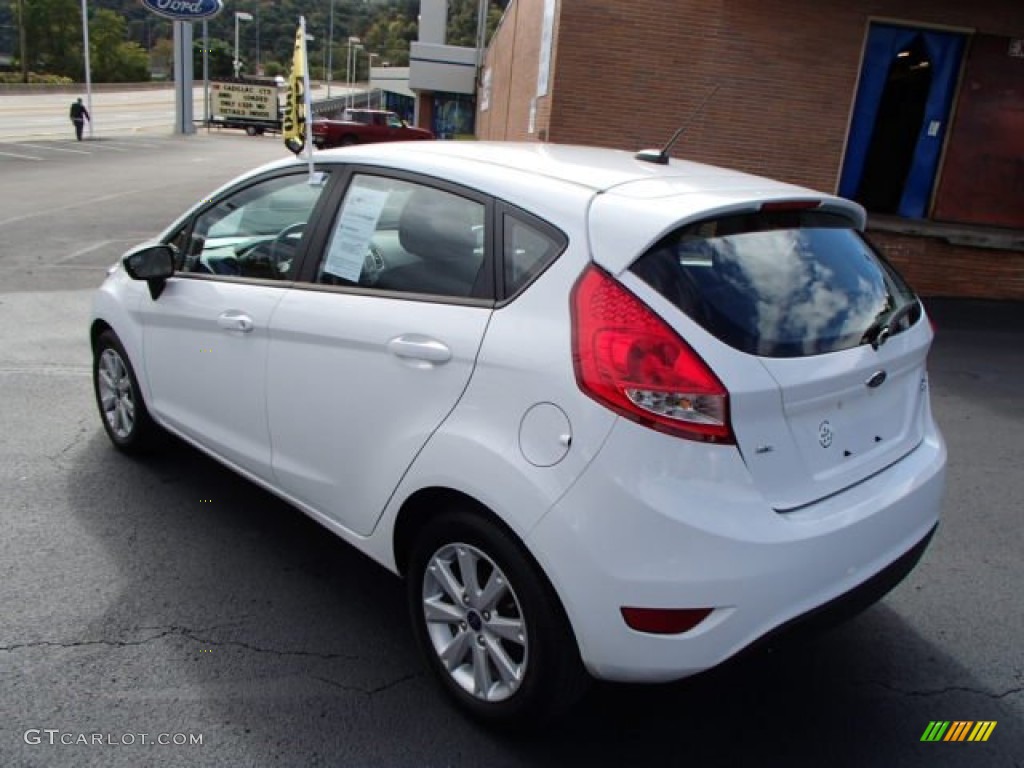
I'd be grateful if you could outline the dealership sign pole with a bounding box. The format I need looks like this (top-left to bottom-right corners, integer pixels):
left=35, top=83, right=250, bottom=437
left=139, top=0, right=224, bottom=135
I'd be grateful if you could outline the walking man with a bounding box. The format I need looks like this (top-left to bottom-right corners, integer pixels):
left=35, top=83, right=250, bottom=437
left=70, top=97, right=90, bottom=141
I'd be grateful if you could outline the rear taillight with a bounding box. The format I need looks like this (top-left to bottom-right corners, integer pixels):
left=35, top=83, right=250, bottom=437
left=570, top=265, right=733, bottom=443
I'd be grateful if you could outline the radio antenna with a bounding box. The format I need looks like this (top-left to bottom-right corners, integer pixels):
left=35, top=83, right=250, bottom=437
left=635, top=84, right=720, bottom=165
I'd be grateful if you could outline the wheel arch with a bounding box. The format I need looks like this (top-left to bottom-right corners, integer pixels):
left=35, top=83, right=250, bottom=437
left=393, top=487, right=500, bottom=578
left=90, top=318, right=113, bottom=353
left=392, top=488, right=563, bottom=614
left=392, top=484, right=582, bottom=641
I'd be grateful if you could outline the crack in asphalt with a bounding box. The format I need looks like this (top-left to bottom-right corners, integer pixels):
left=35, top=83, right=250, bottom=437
left=0, top=626, right=362, bottom=661
left=868, top=680, right=1024, bottom=701
left=49, top=418, right=92, bottom=462
left=312, top=672, right=420, bottom=697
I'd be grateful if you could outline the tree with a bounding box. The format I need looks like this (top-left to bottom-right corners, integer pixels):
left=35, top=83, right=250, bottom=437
left=192, top=37, right=234, bottom=79
left=448, top=0, right=507, bottom=48
left=90, top=9, right=148, bottom=82
left=362, top=12, right=418, bottom=67
left=150, top=38, right=174, bottom=79
left=20, top=0, right=81, bottom=78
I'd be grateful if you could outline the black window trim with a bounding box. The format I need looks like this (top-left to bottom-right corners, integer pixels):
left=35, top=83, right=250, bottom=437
left=292, top=164, right=498, bottom=306
left=494, top=201, right=569, bottom=306
left=164, top=165, right=339, bottom=286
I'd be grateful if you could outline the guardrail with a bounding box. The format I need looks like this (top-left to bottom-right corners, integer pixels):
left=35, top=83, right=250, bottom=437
left=312, top=90, right=379, bottom=118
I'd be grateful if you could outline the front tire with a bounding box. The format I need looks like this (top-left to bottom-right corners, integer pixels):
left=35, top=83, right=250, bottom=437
left=93, top=330, right=159, bottom=454
left=406, top=509, right=589, bottom=726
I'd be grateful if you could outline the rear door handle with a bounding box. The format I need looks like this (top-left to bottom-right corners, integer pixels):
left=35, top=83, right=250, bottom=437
left=387, top=335, right=451, bottom=364
left=218, top=311, right=254, bottom=333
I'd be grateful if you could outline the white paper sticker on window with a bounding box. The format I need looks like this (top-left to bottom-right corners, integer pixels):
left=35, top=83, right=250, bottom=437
left=324, top=185, right=389, bottom=281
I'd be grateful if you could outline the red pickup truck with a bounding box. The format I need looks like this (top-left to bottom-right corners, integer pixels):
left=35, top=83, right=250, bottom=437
left=311, top=108, right=434, bottom=148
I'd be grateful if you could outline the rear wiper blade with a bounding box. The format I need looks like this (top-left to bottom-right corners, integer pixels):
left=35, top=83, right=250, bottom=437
left=861, top=300, right=919, bottom=350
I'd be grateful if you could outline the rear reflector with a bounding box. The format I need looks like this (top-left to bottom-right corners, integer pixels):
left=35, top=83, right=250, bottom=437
left=621, top=607, right=714, bottom=635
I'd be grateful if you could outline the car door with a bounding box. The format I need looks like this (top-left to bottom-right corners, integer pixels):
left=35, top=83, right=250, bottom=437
left=141, top=171, right=333, bottom=478
left=266, top=171, right=494, bottom=536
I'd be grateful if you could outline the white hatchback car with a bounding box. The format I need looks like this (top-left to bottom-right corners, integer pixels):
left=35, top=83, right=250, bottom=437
left=91, top=142, right=946, bottom=724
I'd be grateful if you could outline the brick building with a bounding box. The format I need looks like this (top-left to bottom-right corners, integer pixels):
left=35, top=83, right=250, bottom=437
left=477, top=0, right=1024, bottom=300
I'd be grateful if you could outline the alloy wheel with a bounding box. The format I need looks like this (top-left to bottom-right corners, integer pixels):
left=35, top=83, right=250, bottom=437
left=421, top=542, right=528, bottom=703
left=97, top=347, right=135, bottom=440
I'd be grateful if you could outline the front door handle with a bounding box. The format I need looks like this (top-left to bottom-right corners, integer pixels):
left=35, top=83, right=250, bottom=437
left=218, top=311, right=254, bottom=333
left=387, top=335, right=451, bottom=364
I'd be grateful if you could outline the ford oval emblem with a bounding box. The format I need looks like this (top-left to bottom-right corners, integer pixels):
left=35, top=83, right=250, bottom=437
left=866, top=370, right=887, bottom=389
left=140, top=0, right=224, bottom=22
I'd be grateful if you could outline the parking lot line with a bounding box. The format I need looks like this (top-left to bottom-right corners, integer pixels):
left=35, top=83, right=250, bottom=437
left=78, top=141, right=130, bottom=152
left=0, top=148, right=43, bottom=161
left=17, top=142, right=91, bottom=155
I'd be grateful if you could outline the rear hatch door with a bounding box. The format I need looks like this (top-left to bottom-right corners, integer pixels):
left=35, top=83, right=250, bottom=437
left=610, top=195, right=932, bottom=510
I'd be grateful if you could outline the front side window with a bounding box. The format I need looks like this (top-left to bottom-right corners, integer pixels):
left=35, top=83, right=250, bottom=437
left=631, top=209, right=919, bottom=357
left=179, top=174, right=327, bottom=280
left=316, top=175, right=486, bottom=298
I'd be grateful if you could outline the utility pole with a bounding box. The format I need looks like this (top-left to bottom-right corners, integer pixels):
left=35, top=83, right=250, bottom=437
left=16, top=0, right=28, bottom=83
left=326, top=0, right=334, bottom=98
left=81, top=0, right=93, bottom=136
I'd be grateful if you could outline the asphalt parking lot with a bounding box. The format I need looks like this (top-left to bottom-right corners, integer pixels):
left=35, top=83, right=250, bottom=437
left=0, top=132, right=1021, bottom=767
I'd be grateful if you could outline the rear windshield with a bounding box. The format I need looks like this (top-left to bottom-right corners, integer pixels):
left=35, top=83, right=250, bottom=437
left=630, top=210, right=919, bottom=358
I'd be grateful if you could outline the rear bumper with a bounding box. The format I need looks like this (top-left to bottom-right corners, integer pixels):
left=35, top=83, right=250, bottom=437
left=527, top=416, right=946, bottom=682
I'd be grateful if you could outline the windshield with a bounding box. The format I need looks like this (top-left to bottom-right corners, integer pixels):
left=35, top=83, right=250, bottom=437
left=631, top=210, right=919, bottom=357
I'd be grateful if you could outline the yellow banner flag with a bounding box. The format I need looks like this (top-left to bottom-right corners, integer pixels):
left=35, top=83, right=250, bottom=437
left=283, top=23, right=306, bottom=155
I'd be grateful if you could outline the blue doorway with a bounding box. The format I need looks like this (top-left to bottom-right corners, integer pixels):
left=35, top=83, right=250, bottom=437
left=839, top=23, right=966, bottom=218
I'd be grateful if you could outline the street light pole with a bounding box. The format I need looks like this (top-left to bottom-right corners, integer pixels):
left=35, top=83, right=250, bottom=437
left=326, top=0, right=334, bottom=99
left=233, top=11, right=253, bottom=78
left=80, top=0, right=93, bottom=137
left=203, top=20, right=209, bottom=127
left=366, top=51, right=378, bottom=107
left=346, top=36, right=360, bottom=108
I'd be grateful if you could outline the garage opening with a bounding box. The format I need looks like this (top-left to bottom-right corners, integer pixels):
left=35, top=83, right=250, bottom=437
left=838, top=23, right=966, bottom=219
left=856, top=37, right=933, bottom=214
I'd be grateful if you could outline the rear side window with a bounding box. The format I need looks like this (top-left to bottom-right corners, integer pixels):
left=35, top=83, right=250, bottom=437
left=630, top=210, right=918, bottom=357
left=503, top=214, right=564, bottom=297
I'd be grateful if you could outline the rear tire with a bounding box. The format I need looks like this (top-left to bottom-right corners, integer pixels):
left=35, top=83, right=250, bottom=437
left=92, top=330, right=160, bottom=454
left=406, top=508, right=590, bottom=727
left=245, top=125, right=258, bottom=136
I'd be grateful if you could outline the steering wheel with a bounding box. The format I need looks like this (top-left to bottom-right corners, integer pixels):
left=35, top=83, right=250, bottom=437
left=268, top=221, right=307, bottom=274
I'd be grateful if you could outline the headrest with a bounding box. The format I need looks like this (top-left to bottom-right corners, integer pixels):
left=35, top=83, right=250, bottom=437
left=398, top=187, right=478, bottom=265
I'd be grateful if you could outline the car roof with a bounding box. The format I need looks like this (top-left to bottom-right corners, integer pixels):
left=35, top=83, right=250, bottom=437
left=316, top=141, right=843, bottom=197
left=247, top=142, right=866, bottom=275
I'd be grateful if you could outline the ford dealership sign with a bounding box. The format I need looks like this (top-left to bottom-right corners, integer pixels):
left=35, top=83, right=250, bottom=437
left=140, top=0, right=224, bottom=21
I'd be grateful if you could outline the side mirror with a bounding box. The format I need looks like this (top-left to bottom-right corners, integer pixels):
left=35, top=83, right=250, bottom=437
left=124, top=244, right=176, bottom=300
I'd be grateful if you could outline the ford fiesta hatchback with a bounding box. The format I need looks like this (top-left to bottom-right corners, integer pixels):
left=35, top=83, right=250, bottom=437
left=90, top=142, right=946, bottom=725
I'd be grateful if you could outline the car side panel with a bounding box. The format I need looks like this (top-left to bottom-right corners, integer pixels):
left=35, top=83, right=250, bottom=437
left=266, top=289, right=492, bottom=537
left=377, top=245, right=618, bottom=547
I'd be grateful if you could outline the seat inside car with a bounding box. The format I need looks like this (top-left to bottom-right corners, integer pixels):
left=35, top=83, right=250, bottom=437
left=377, top=187, right=483, bottom=297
